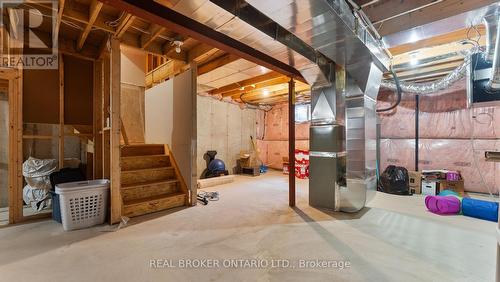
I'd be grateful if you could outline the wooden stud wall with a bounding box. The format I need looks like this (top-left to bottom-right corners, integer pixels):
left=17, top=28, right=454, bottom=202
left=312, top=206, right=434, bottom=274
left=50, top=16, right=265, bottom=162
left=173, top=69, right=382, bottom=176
left=4, top=51, right=111, bottom=224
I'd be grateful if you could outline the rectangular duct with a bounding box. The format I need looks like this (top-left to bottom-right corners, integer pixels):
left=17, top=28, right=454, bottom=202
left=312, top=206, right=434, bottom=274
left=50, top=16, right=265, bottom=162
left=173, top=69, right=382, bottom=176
left=309, top=63, right=382, bottom=212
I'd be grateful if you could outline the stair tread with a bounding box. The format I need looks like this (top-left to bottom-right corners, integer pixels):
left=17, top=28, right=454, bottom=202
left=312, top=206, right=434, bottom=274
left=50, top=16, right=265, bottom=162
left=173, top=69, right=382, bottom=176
left=122, top=179, right=179, bottom=189
left=121, top=154, right=167, bottom=159
left=122, top=144, right=164, bottom=147
left=123, top=192, right=185, bottom=206
left=121, top=166, right=174, bottom=173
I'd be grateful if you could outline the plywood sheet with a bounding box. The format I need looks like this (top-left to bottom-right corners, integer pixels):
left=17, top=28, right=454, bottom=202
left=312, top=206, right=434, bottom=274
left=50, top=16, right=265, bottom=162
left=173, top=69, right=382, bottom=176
left=23, top=69, right=59, bottom=124
left=121, top=84, right=145, bottom=144
left=64, top=55, right=93, bottom=125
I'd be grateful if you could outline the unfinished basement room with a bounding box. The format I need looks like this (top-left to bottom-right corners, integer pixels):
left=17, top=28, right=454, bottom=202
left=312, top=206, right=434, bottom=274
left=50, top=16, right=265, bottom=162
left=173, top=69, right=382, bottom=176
left=0, top=0, right=500, bottom=281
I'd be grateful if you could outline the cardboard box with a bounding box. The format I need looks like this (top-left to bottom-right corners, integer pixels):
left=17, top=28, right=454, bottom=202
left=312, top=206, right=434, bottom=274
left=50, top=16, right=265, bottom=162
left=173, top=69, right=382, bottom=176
left=440, top=179, right=465, bottom=196
left=239, top=151, right=257, bottom=168
left=421, top=179, right=465, bottom=196
left=421, top=180, right=440, bottom=196
left=408, top=171, right=422, bottom=194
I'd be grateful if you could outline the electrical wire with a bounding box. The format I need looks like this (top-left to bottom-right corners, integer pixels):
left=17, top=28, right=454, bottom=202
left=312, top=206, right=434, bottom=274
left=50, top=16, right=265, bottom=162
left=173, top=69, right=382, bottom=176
left=468, top=47, right=497, bottom=198
left=469, top=108, right=497, bottom=198
left=239, top=92, right=274, bottom=112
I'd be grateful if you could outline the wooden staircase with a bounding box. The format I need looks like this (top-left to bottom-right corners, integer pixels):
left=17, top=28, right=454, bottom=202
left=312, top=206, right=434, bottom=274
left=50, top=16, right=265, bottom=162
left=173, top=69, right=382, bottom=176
left=120, top=144, right=188, bottom=218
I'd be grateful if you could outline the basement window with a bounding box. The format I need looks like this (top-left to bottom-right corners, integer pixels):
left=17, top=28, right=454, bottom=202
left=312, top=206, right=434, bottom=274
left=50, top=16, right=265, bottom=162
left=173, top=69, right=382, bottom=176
left=295, top=104, right=311, bottom=123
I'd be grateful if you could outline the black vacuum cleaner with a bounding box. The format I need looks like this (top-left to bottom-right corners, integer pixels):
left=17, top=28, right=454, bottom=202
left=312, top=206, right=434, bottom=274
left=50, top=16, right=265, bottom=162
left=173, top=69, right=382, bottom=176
left=200, top=150, right=229, bottom=179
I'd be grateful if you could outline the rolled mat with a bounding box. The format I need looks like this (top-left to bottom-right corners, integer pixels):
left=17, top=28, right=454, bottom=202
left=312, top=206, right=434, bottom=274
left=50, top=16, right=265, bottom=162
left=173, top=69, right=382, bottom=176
left=462, top=197, right=499, bottom=222
left=425, top=195, right=461, bottom=215
left=197, top=175, right=235, bottom=189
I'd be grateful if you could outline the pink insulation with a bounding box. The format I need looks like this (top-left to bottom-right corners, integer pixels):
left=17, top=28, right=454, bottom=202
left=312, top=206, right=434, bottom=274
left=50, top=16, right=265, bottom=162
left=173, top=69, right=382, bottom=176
left=379, top=79, right=500, bottom=194
left=256, top=80, right=500, bottom=194
left=257, top=103, right=309, bottom=169
left=380, top=139, right=500, bottom=194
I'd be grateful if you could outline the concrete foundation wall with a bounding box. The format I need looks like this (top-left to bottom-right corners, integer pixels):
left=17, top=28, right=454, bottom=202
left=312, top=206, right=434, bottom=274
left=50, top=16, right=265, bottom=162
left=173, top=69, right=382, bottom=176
left=197, top=96, right=257, bottom=177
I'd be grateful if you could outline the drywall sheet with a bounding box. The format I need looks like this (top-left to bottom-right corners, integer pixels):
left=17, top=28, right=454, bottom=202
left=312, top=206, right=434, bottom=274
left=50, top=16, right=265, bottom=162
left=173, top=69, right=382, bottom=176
left=23, top=69, right=59, bottom=124
left=171, top=70, right=196, bottom=192
left=121, top=84, right=145, bottom=144
left=121, top=45, right=146, bottom=87
left=145, top=79, right=173, bottom=145
left=196, top=96, right=258, bottom=176
left=145, top=70, right=196, bottom=191
left=64, top=55, right=93, bottom=125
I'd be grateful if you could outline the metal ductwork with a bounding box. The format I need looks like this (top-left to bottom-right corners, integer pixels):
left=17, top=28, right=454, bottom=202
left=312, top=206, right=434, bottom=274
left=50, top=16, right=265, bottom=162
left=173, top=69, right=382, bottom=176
left=488, top=15, right=500, bottom=90
left=164, top=0, right=388, bottom=212
left=382, top=3, right=500, bottom=94
left=484, top=14, right=498, bottom=63
left=245, top=0, right=390, bottom=90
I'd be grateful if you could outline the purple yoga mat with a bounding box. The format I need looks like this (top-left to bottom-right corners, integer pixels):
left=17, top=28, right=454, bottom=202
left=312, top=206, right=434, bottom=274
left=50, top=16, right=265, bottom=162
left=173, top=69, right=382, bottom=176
left=425, top=195, right=461, bottom=215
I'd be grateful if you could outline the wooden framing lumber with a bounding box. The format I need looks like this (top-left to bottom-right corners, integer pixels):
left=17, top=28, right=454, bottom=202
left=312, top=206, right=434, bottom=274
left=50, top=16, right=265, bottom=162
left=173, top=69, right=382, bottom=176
left=115, top=13, right=135, bottom=39
left=59, top=54, right=65, bottom=169
left=197, top=53, right=239, bottom=76
left=225, top=76, right=291, bottom=98
left=77, top=0, right=104, bottom=50
left=110, top=38, right=122, bottom=224
left=141, top=24, right=166, bottom=49
left=54, top=0, right=65, bottom=42
left=94, top=60, right=104, bottom=179
left=209, top=71, right=282, bottom=95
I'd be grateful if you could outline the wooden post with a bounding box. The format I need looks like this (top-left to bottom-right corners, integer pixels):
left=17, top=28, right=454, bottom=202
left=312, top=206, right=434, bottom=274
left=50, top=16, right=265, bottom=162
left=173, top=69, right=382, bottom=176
left=7, top=69, right=21, bottom=223
left=288, top=78, right=295, bottom=207
left=93, top=60, right=104, bottom=179
left=58, top=54, right=65, bottom=169
left=103, top=54, right=111, bottom=179
left=110, top=38, right=122, bottom=224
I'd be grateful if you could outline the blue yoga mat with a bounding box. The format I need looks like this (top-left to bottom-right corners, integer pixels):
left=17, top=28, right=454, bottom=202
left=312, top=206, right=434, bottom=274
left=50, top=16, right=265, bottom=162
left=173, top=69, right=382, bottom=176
left=462, top=197, right=499, bottom=222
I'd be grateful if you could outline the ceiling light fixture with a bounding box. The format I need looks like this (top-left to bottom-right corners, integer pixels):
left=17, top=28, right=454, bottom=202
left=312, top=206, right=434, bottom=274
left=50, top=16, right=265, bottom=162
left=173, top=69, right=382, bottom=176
left=173, top=40, right=183, bottom=53
left=409, top=51, right=420, bottom=66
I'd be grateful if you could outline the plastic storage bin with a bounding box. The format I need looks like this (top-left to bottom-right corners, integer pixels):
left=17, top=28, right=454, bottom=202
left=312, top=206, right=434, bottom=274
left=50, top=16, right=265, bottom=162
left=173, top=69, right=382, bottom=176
left=55, top=179, right=110, bottom=231
left=49, top=191, right=62, bottom=223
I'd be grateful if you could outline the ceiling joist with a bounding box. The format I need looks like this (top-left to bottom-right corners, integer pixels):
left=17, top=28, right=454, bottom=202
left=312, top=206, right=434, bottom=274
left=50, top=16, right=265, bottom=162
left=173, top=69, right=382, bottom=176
left=209, top=71, right=283, bottom=96
left=77, top=0, right=103, bottom=50
left=226, top=76, right=292, bottom=98
left=198, top=53, right=239, bottom=76
left=141, top=24, right=166, bottom=49
left=115, top=13, right=135, bottom=38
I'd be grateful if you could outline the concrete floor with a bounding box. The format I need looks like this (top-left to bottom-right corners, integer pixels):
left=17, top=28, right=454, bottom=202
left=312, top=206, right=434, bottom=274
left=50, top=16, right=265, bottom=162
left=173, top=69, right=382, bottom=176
left=0, top=171, right=496, bottom=282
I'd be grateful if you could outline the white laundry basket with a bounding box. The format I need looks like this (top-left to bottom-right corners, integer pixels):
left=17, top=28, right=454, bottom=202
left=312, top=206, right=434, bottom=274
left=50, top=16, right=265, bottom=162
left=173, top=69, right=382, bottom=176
left=56, top=179, right=110, bottom=231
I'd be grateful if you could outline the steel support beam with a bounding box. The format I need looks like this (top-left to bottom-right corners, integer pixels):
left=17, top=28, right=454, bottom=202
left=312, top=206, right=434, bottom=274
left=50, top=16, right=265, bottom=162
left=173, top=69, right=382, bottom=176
left=288, top=78, right=296, bottom=207
left=99, top=0, right=304, bottom=82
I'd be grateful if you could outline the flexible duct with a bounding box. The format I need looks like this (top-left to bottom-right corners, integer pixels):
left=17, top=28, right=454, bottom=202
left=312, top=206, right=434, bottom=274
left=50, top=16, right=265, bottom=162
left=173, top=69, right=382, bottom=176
left=381, top=46, right=479, bottom=94
left=488, top=16, right=500, bottom=90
